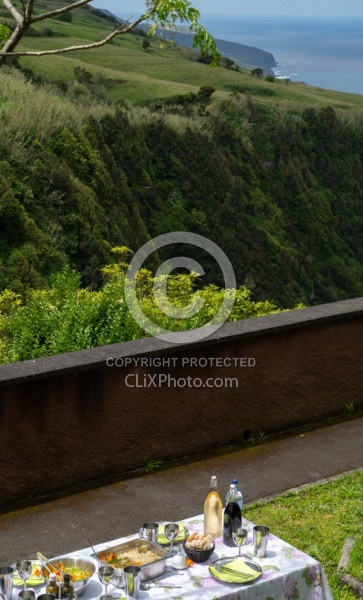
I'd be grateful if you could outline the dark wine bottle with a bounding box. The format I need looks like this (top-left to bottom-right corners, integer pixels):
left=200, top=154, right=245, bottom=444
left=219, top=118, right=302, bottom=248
left=223, top=484, right=242, bottom=546
left=61, top=574, right=74, bottom=600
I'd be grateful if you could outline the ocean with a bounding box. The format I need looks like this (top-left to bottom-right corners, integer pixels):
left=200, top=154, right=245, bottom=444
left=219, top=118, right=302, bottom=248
left=198, top=15, right=363, bottom=96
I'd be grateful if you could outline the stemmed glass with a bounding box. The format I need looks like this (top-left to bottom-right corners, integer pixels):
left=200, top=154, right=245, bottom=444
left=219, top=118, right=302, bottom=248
left=164, top=523, right=180, bottom=556
left=232, top=528, right=248, bottom=557
left=98, top=565, right=115, bottom=600
left=15, top=561, right=33, bottom=592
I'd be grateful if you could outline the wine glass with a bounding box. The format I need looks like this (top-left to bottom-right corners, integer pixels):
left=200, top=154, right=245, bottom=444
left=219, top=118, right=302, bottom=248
left=15, top=561, right=32, bottom=592
left=164, top=523, right=180, bottom=556
left=98, top=565, right=115, bottom=600
left=232, top=528, right=248, bottom=557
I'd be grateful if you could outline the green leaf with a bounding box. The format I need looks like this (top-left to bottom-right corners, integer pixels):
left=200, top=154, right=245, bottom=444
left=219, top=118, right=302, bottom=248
left=301, top=566, right=313, bottom=586
left=0, top=24, right=11, bottom=49
left=191, top=576, right=203, bottom=588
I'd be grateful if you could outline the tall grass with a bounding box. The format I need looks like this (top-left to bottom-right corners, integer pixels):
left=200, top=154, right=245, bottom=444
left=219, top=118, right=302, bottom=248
left=0, top=69, right=111, bottom=157
left=335, top=106, right=363, bottom=127
left=127, top=103, right=213, bottom=136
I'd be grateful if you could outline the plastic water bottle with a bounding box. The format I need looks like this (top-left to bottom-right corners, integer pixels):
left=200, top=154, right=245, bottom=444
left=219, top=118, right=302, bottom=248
left=231, top=478, right=243, bottom=511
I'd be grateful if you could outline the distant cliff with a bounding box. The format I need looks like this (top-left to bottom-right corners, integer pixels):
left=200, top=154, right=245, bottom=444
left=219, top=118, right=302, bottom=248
left=107, top=10, right=277, bottom=74
left=162, top=30, right=277, bottom=74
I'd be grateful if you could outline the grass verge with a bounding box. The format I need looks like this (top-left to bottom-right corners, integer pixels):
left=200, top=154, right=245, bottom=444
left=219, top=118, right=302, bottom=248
left=347, top=533, right=363, bottom=582
left=244, top=470, right=363, bottom=600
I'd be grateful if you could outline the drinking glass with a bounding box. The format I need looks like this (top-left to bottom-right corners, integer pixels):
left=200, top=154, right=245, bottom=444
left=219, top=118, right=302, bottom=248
left=15, top=562, right=32, bottom=592
left=232, top=528, right=248, bottom=556
left=0, top=567, right=14, bottom=600
left=98, top=565, right=115, bottom=600
left=140, top=522, right=159, bottom=544
left=124, top=566, right=141, bottom=599
left=253, top=525, right=269, bottom=558
left=164, top=523, right=180, bottom=556
left=18, top=590, right=36, bottom=600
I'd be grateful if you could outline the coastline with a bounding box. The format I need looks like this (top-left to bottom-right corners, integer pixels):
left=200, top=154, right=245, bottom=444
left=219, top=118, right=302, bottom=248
left=158, top=28, right=277, bottom=74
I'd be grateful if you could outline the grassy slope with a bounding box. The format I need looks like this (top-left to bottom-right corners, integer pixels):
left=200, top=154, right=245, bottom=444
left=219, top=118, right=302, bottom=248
left=8, top=1, right=363, bottom=107
left=245, top=471, right=363, bottom=600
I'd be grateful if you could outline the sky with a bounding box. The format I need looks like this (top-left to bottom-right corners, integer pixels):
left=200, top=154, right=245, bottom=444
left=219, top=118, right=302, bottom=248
left=91, top=0, right=363, bottom=18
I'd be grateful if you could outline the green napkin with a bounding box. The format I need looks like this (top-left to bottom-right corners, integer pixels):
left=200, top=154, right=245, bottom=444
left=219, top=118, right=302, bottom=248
left=157, top=524, right=186, bottom=544
left=209, top=559, right=261, bottom=584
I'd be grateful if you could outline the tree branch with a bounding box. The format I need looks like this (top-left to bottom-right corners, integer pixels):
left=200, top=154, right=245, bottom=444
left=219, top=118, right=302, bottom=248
left=30, top=0, right=94, bottom=23
left=0, top=15, right=147, bottom=57
left=25, top=0, right=35, bottom=21
left=2, top=0, right=23, bottom=24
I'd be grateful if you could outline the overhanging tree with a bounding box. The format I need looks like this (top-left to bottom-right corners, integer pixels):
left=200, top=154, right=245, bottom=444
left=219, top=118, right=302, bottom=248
left=0, top=0, right=219, bottom=65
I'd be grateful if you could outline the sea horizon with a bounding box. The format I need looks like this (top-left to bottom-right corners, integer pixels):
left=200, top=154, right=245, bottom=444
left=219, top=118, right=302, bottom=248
left=197, top=15, right=363, bottom=95
left=115, top=10, right=363, bottom=96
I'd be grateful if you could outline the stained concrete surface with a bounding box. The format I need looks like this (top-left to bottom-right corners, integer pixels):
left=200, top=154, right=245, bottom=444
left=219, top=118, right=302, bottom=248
left=1, top=416, right=363, bottom=565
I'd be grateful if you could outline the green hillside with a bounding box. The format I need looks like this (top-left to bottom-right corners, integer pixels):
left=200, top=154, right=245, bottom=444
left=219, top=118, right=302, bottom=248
left=2, top=1, right=363, bottom=107
left=1, top=1, right=363, bottom=314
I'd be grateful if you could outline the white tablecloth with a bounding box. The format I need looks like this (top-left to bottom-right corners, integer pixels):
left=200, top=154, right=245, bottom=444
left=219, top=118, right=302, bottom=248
left=17, top=515, right=333, bottom=600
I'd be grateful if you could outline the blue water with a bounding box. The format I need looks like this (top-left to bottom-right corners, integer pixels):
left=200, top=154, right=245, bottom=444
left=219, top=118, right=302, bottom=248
left=199, top=15, right=363, bottom=95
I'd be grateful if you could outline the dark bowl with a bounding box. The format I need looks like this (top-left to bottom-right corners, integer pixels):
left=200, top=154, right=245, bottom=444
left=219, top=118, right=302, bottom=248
left=183, top=540, right=215, bottom=563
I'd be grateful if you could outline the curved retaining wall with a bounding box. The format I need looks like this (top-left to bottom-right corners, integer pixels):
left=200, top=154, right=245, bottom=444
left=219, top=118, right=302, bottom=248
left=0, top=298, right=362, bottom=507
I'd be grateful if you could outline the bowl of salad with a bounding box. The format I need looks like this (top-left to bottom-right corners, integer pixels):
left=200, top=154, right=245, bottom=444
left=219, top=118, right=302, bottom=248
left=41, top=557, right=96, bottom=597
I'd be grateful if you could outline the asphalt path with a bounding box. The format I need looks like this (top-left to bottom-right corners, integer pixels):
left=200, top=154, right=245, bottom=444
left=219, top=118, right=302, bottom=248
left=1, top=416, right=363, bottom=564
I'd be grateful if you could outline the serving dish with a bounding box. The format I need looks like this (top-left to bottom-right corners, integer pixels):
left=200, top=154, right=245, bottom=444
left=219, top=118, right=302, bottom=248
left=41, top=556, right=96, bottom=597
left=92, top=538, right=168, bottom=586
left=209, top=557, right=262, bottom=584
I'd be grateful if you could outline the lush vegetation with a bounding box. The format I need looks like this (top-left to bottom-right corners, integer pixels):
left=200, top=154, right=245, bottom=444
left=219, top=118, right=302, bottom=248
left=1, top=1, right=363, bottom=363
left=0, top=252, right=282, bottom=364
left=245, top=470, right=363, bottom=600
left=1, top=66, right=363, bottom=308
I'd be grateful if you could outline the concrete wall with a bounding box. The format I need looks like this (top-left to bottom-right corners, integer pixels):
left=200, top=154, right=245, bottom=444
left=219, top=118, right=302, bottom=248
left=0, top=298, right=362, bottom=507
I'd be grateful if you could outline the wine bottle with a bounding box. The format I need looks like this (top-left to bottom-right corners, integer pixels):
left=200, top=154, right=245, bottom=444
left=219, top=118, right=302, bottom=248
left=204, top=475, right=222, bottom=538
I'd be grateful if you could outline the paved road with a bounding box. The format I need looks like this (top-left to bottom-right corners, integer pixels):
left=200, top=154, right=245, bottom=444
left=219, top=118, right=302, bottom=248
left=1, top=416, right=363, bottom=564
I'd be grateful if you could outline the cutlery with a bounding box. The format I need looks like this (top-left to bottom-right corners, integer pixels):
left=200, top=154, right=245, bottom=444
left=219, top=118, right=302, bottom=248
left=36, top=555, right=51, bottom=575
left=36, top=553, right=61, bottom=574
left=86, top=538, right=98, bottom=557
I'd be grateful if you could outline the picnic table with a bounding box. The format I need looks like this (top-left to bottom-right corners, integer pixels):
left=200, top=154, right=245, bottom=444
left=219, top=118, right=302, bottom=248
left=17, top=515, right=334, bottom=600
